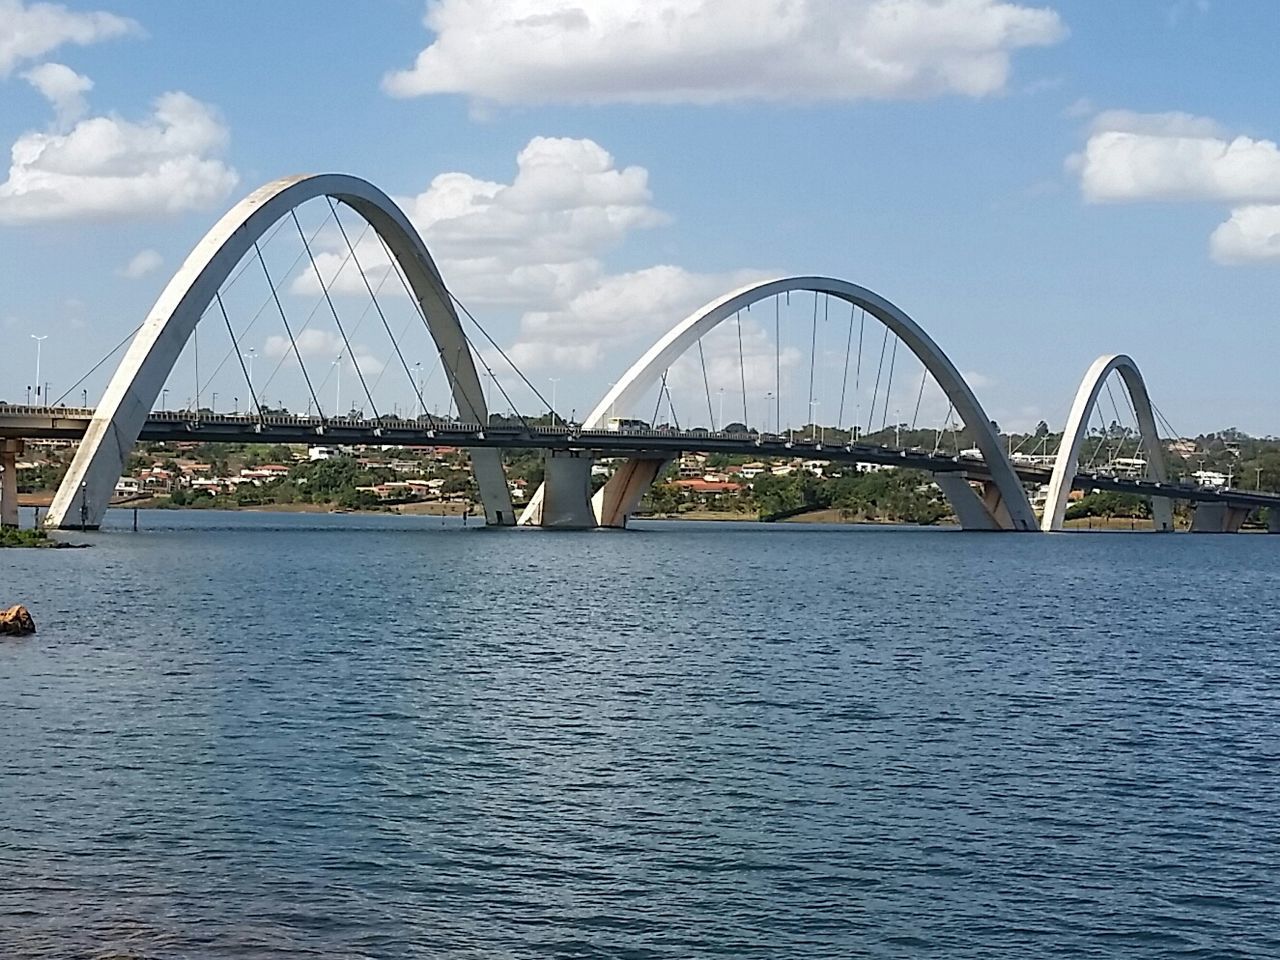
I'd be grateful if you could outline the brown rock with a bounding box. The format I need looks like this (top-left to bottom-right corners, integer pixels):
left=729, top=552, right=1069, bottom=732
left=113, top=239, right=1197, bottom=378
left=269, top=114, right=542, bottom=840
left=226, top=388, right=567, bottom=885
left=0, top=605, right=35, bottom=636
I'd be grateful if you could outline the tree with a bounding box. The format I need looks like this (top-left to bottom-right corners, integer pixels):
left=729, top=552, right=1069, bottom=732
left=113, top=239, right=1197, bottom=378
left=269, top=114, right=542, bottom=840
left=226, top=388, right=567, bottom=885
left=1035, top=420, right=1050, bottom=438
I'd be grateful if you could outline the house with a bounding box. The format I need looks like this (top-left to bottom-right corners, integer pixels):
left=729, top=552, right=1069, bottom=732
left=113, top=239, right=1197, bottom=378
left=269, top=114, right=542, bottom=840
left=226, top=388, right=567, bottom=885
left=673, top=479, right=744, bottom=495
left=115, top=477, right=141, bottom=495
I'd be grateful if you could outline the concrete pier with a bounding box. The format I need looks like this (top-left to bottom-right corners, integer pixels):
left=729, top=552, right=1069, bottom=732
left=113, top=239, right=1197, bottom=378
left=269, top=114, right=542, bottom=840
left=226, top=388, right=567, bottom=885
left=1, top=439, right=21, bottom=529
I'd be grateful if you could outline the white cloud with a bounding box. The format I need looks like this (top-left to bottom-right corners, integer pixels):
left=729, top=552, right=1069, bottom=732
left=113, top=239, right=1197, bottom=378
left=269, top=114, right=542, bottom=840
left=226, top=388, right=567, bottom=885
left=508, top=265, right=771, bottom=373
left=1075, top=111, right=1280, bottom=203
left=0, top=0, right=138, bottom=76
left=1072, top=109, right=1280, bottom=264
left=0, top=88, right=239, bottom=224
left=294, top=136, right=667, bottom=309
left=119, top=247, right=161, bottom=279
left=1210, top=206, right=1280, bottom=263
left=262, top=328, right=385, bottom=379
left=22, top=61, right=91, bottom=126
left=384, top=0, right=1066, bottom=105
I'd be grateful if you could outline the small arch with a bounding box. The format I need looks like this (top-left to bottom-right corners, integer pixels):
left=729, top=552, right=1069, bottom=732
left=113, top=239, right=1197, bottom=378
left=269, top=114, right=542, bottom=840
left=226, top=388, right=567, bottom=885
left=521, top=276, right=1037, bottom=530
left=1041, top=354, right=1171, bottom=532
left=45, top=174, right=512, bottom=528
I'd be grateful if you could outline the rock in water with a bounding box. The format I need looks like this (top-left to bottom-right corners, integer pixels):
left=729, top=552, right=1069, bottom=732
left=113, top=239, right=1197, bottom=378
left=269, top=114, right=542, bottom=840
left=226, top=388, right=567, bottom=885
left=0, top=605, right=35, bottom=636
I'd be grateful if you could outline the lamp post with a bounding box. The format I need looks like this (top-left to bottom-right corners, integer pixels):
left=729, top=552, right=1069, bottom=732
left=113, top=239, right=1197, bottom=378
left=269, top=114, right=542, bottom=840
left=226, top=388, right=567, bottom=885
left=414, top=361, right=423, bottom=418
left=548, top=377, right=560, bottom=428
left=717, top=387, right=725, bottom=432
left=31, top=335, right=47, bottom=404
left=764, top=391, right=774, bottom=434
left=332, top=354, right=342, bottom=417
left=243, top=348, right=256, bottom=401
left=161, top=388, right=169, bottom=411
left=212, top=392, right=218, bottom=413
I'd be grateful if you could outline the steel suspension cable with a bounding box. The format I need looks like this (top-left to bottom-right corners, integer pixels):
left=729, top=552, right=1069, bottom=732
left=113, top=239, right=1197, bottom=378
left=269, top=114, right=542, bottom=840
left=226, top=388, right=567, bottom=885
left=933, top=401, right=954, bottom=455
left=866, top=325, right=889, bottom=436
left=806, top=292, right=818, bottom=426
left=52, top=320, right=145, bottom=406
left=294, top=209, right=379, bottom=420
left=214, top=292, right=264, bottom=423
left=774, top=294, right=781, bottom=433
left=253, top=240, right=324, bottom=421
left=326, top=198, right=433, bottom=422
left=259, top=220, right=373, bottom=396
left=372, top=230, right=552, bottom=425
left=735, top=310, right=749, bottom=427
left=910, top=364, right=928, bottom=433
left=837, top=301, right=855, bottom=431
left=199, top=209, right=338, bottom=400
left=697, top=338, right=716, bottom=430
left=881, top=336, right=899, bottom=434
left=651, top=370, right=669, bottom=426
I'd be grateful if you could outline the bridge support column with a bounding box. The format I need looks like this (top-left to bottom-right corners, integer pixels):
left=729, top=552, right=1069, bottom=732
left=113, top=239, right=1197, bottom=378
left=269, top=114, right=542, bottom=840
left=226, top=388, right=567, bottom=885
left=468, top=447, right=516, bottom=526
left=933, top=473, right=1011, bottom=531
left=1190, top=501, right=1250, bottom=533
left=593, top=456, right=672, bottom=528
left=1, top=439, right=21, bottom=529
left=1269, top=509, right=1280, bottom=534
left=537, top=451, right=597, bottom=529
left=1151, top=497, right=1175, bottom=532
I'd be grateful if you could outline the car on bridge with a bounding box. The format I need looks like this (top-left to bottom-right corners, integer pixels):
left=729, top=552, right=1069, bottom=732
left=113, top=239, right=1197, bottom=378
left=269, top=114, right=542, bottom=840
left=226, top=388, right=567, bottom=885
left=605, top=417, right=651, bottom=433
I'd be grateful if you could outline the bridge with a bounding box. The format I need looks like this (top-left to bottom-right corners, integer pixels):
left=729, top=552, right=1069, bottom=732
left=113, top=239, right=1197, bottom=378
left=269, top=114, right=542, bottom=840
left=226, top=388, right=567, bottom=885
left=2, top=173, right=1275, bottom=535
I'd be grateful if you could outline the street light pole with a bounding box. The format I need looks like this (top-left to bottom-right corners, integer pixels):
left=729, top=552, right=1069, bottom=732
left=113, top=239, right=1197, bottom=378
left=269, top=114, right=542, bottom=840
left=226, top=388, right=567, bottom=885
left=31, top=335, right=47, bottom=404
left=243, top=348, right=256, bottom=403
left=333, top=354, right=342, bottom=417
left=414, top=361, right=424, bottom=418
left=548, top=377, right=560, bottom=427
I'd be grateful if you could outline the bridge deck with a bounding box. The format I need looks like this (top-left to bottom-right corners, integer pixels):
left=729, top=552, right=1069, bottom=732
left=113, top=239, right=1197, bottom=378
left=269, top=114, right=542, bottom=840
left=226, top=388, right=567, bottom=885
left=2, top=405, right=1277, bottom=510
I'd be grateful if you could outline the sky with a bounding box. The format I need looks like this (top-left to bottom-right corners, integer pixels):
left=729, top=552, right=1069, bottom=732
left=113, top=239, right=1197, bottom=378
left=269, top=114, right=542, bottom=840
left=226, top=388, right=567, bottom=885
left=1, top=0, right=1278, bottom=435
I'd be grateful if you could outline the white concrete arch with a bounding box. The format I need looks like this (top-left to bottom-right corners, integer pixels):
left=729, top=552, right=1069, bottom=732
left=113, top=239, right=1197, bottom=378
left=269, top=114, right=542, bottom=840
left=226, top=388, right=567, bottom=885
left=45, top=173, right=514, bottom=528
left=520, top=275, right=1037, bottom=531
left=1041, top=353, right=1172, bottom=533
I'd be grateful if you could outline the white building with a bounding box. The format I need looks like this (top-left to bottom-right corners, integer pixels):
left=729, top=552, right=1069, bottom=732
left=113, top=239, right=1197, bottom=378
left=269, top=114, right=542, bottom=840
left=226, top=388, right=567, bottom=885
left=1193, top=470, right=1229, bottom=490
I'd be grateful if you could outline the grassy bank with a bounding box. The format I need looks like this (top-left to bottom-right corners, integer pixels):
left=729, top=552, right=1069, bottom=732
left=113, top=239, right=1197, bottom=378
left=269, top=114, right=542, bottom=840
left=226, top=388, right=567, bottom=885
left=0, top=527, right=54, bottom=548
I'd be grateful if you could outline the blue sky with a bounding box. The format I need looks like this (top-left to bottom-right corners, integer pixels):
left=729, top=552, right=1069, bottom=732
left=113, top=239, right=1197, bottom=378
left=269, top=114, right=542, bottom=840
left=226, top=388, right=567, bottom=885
left=1, top=0, right=1278, bottom=434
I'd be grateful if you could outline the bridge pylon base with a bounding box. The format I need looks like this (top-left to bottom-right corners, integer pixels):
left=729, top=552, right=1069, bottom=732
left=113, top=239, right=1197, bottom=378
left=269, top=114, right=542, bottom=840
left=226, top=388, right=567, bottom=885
left=535, top=451, right=597, bottom=529
left=933, top=473, right=1029, bottom=531
left=1190, top=501, right=1250, bottom=534
left=1, top=439, right=21, bottom=529
left=594, top=456, right=671, bottom=528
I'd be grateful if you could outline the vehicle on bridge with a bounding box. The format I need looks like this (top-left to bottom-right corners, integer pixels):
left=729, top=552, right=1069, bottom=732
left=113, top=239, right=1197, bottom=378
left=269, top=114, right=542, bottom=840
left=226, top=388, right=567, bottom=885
left=605, top=417, right=651, bottom=433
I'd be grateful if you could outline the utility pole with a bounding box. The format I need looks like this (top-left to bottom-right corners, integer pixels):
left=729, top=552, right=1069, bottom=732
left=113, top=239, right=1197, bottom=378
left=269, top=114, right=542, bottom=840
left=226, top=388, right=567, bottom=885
left=333, top=354, right=343, bottom=417
left=31, top=335, right=47, bottom=404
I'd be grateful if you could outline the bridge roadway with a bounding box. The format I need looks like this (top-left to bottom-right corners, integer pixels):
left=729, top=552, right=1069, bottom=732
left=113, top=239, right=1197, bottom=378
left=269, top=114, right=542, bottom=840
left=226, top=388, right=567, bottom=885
left=3, top=404, right=1279, bottom=512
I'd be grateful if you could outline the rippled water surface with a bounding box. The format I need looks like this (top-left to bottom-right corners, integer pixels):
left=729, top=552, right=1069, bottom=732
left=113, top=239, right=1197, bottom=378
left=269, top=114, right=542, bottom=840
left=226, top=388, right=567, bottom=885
left=3, top=510, right=1280, bottom=959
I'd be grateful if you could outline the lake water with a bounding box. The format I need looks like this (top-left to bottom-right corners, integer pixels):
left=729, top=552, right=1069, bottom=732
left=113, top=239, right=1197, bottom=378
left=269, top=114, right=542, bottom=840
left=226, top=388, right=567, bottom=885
left=2, top=510, right=1279, bottom=959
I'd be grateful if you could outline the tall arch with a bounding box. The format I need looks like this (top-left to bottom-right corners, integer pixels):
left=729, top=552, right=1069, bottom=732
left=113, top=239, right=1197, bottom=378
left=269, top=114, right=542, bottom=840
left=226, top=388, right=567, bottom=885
left=1041, top=353, right=1171, bottom=532
left=520, top=276, right=1037, bottom=531
left=45, top=174, right=513, bottom=528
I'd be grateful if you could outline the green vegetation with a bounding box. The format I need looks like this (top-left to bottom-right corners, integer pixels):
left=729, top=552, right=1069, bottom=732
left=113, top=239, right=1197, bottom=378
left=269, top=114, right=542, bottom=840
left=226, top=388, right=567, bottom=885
left=645, top=467, right=949, bottom=524
left=1065, top=491, right=1149, bottom=521
left=0, top=527, right=53, bottom=548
